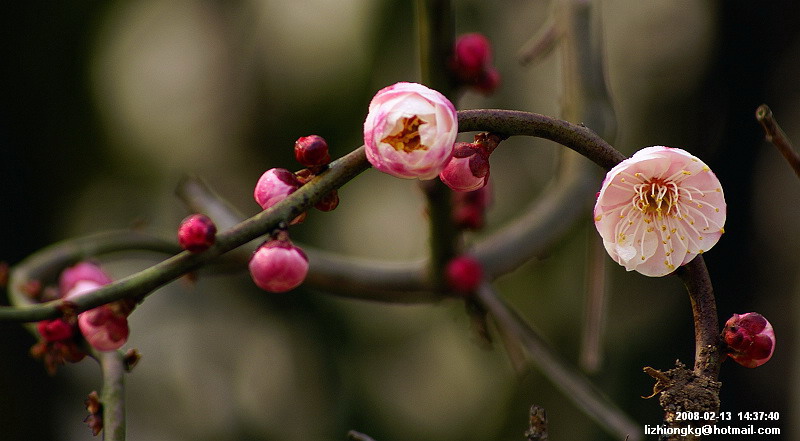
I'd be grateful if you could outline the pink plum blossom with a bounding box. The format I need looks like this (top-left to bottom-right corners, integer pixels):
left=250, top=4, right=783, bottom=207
left=593, top=146, right=726, bottom=277
left=723, top=312, right=775, bottom=368
left=363, top=82, right=458, bottom=179
left=249, top=238, right=309, bottom=293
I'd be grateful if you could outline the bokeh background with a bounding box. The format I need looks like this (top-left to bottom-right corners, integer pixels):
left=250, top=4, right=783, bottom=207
left=2, top=0, right=800, bottom=440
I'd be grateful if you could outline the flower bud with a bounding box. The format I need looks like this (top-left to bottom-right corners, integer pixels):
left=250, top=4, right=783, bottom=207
left=474, top=67, right=501, bottom=95
left=58, top=262, right=131, bottom=352
left=723, top=312, right=775, bottom=368
left=59, top=262, right=112, bottom=296
left=37, top=319, right=74, bottom=342
left=294, top=135, right=331, bottom=168
left=364, top=82, right=458, bottom=180
left=452, top=182, right=492, bottom=230
left=249, top=238, right=309, bottom=293
left=439, top=142, right=490, bottom=192
left=254, top=168, right=302, bottom=210
left=452, top=33, right=493, bottom=79
left=445, top=255, right=483, bottom=295
left=314, top=190, right=340, bottom=212
left=178, top=213, right=217, bottom=253
left=79, top=306, right=130, bottom=351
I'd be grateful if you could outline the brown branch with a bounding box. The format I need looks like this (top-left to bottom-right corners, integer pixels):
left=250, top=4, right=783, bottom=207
left=756, top=104, right=800, bottom=179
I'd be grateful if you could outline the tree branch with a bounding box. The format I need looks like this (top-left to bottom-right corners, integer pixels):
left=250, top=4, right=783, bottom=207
left=755, top=104, right=800, bottom=179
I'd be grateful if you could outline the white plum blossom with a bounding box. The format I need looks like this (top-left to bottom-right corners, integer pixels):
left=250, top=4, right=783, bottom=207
left=363, top=82, right=458, bottom=179
left=593, top=146, right=726, bottom=277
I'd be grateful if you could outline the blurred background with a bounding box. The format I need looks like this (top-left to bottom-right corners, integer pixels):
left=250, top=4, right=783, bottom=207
left=2, top=0, right=800, bottom=439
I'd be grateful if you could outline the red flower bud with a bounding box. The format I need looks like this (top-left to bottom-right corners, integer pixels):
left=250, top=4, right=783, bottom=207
left=723, top=312, right=775, bottom=368
left=314, top=190, right=340, bottom=212
left=178, top=213, right=217, bottom=253
left=445, top=255, right=483, bottom=295
left=36, top=319, right=74, bottom=342
left=295, top=135, right=331, bottom=168
left=453, top=33, right=493, bottom=78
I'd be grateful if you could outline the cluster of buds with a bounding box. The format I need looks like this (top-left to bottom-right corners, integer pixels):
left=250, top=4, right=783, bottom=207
left=254, top=135, right=339, bottom=220
left=31, top=262, right=132, bottom=374
left=246, top=135, right=340, bottom=293
left=449, top=33, right=500, bottom=95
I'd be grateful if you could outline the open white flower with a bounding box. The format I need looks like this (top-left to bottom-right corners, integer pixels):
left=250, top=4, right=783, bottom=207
left=593, top=146, right=726, bottom=277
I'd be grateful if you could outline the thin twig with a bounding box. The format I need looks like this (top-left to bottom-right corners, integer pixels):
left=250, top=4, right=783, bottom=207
left=518, top=17, right=561, bottom=66
left=474, top=282, right=642, bottom=441
left=755, top=104, right=800, bottom=179
left=97, top=350, right=126, bottom=441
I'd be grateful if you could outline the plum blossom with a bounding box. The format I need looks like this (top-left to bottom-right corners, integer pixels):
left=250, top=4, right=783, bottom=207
left=364, top=82, right=458, bottom=179
left=593, top=146, right=726, bottom=277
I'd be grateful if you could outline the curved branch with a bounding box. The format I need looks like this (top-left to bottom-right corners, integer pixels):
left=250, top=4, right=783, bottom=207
left=1, top=146, right=371, bottom=322
left=458, top=109, right=624, bottom=171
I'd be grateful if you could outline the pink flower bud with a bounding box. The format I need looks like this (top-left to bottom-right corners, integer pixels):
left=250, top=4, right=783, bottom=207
left=294, top=135, right=331, bottom=168
left=452, top=33, right=493, bottom=79
left=723, top=312, right=775, bottom=368
left=445, top=255, right=483, bottom=295
left=57, top=262, right=131, bottom=352
left=178, top=213, right=217, bottom=253
left=249, top=239, right=309, bottom=293
left=439, top=143, right=490, bottom=192
left=254, top=168, right=302, bottom=210
left=594, top=146, right=726, bottom=277
left=59, top=262, right=112, bottom=296
left=37, top=319, right=74, bottom=342
left=364, top=82, right=458, bottom=180
left=78, top=306, right=130, bottom=352
left=314, top=190, right=340, bottom=212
